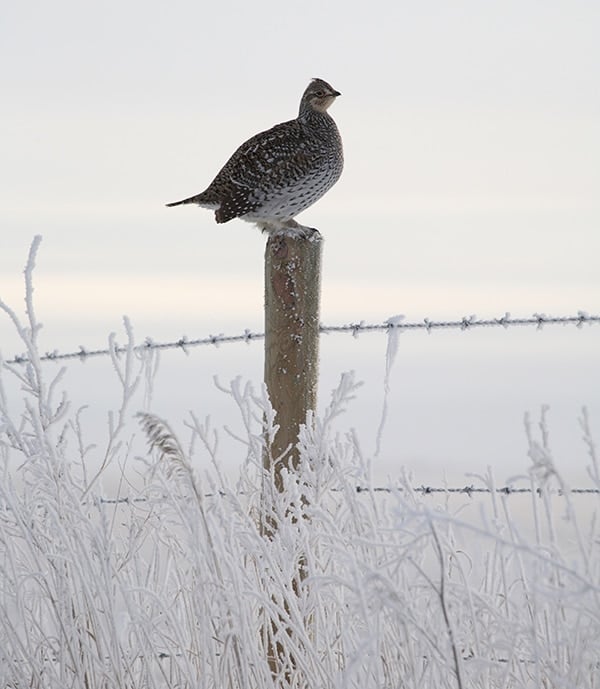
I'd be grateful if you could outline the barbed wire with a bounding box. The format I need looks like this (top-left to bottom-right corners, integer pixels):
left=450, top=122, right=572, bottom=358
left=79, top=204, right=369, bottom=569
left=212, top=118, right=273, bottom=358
left=2, top=485, right=594, bottom=517
left=5, top=311, right=599, bottom=366
left=96, top=484, right=600, bottom=505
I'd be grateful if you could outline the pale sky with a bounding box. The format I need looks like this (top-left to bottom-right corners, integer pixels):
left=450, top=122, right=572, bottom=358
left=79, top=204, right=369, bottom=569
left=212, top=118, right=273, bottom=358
left=1, top=0, right=599, bottom=484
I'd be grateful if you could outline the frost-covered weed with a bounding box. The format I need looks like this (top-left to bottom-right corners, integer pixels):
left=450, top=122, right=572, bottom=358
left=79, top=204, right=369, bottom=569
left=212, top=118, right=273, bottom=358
left=1, top=239, right=599, bottom=689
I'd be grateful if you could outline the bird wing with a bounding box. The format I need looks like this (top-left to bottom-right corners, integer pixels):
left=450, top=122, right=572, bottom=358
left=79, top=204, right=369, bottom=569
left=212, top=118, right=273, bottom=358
left=209, top=120, right=323, bottom=222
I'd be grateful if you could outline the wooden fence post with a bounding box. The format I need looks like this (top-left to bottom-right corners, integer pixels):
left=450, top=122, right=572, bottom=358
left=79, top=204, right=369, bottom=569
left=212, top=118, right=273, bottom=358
left=262, top=229, right=322, bottom=681
left=263, top=230, right=322, bottom=492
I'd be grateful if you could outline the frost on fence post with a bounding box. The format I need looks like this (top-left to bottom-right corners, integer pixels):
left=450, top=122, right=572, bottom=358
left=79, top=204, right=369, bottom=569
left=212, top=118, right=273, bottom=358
left=263, top=230, right=322, bottom=496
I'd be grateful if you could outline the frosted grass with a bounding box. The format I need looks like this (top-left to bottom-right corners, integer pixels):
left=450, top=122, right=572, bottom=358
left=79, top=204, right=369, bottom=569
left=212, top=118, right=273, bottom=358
left=1, top=238, right=599, bottom=688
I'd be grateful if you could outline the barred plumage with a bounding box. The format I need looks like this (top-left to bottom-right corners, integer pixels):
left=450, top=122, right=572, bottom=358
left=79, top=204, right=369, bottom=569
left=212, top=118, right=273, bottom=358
left=166, top=78, right=343, bottom=232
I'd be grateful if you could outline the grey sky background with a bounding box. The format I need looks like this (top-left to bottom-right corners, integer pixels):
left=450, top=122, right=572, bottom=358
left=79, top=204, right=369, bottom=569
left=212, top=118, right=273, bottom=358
left=1, top=1, right=599, bottom=485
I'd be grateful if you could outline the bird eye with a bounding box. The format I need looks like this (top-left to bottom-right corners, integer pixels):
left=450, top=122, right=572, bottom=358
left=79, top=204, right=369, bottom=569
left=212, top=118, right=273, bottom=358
left=314, top=90, right=325, bottom=97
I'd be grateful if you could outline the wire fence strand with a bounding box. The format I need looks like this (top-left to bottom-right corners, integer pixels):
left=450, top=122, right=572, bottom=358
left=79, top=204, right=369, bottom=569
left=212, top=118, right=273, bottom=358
left=5, top=311, right=599, bottom=365
left=95, top=484, right=600, bottom=505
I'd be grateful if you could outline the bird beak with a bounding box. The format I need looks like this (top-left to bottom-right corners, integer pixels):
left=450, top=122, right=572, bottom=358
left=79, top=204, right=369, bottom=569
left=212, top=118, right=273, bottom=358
left=332, top=90, right=341, bottom=97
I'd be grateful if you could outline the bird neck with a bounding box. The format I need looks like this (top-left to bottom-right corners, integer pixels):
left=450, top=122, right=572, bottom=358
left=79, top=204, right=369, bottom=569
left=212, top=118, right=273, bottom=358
left=298, top=106, right=334, bottom=127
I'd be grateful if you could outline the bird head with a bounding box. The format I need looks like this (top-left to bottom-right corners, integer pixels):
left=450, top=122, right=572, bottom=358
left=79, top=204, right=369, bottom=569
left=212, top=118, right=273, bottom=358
left=300, top=78, right=341, bottom=114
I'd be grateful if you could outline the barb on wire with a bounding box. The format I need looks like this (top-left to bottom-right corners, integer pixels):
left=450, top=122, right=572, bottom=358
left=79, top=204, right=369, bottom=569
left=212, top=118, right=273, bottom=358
left=5, top=311, right=599, bottom=365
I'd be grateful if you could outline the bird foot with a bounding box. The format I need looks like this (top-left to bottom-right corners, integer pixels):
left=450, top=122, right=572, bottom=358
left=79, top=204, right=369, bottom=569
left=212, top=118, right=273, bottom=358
left=295, top=224, right=322, bottom=241
left=259, top=220, right=322, bottom=241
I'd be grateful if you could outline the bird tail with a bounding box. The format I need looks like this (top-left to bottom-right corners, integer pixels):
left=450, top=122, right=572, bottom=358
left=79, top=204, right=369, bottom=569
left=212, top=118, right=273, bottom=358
left=165, top=194, right=201, bottom=207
